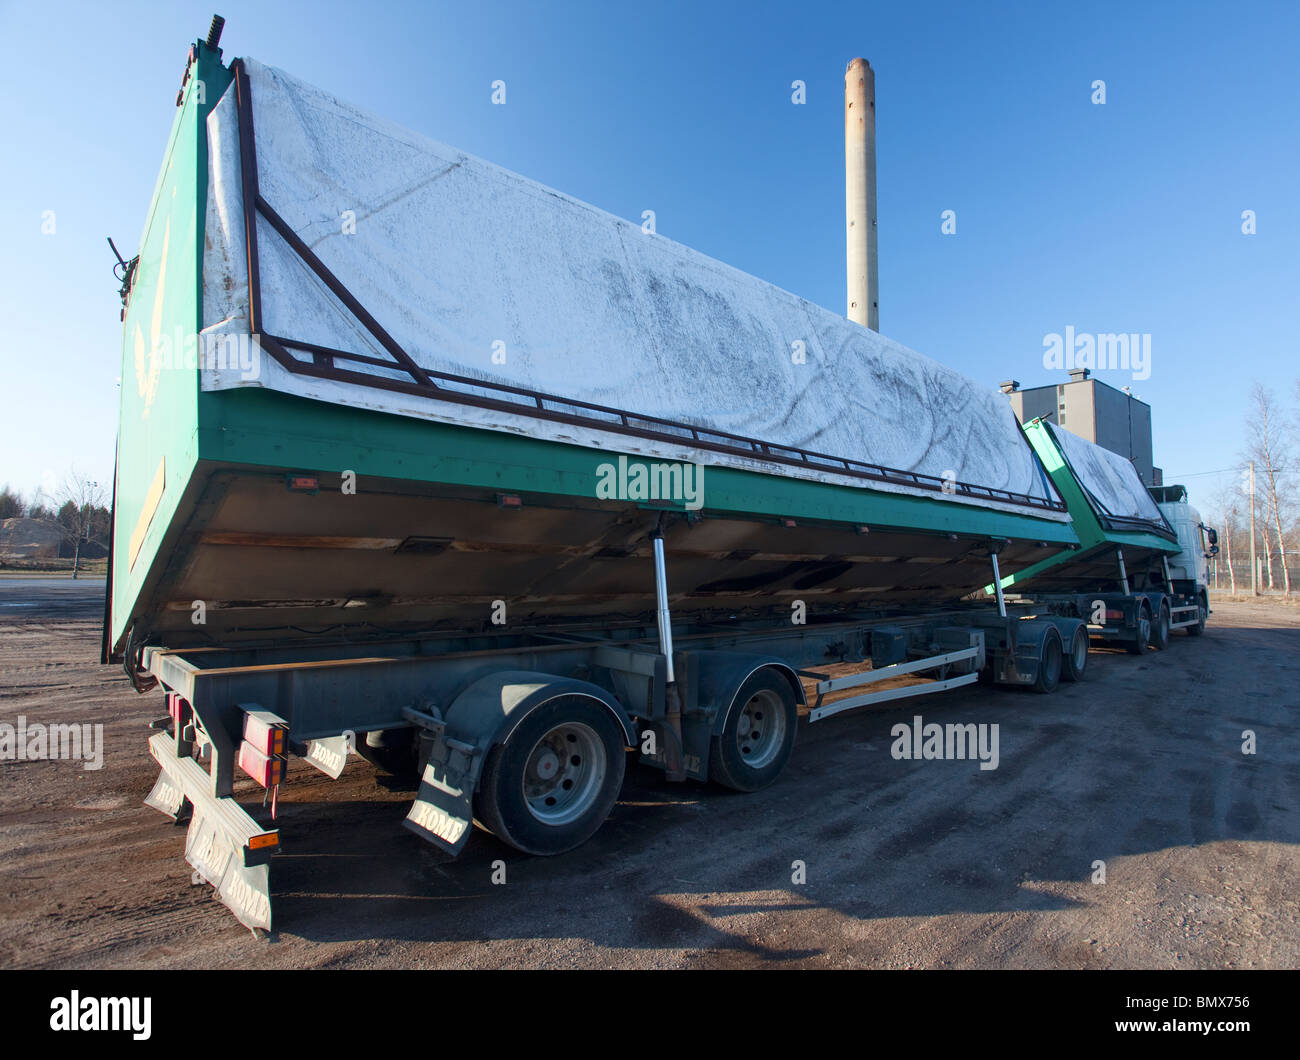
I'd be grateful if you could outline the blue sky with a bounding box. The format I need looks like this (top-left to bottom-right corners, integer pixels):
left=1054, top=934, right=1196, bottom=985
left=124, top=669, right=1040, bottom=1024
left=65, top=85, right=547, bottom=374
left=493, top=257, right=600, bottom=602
left=1, top=0, right=1296, bottom=513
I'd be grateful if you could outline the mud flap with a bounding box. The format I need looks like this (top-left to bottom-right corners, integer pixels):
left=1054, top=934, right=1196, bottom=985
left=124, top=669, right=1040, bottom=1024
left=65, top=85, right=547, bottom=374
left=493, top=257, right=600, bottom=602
left=403, top=736, right=481, bottom=856
left=144, top=768, right=189, bottom=822
left=185, top=812, right=273, bottom=931
left=302, top=734, right=351, bottom=779
left=145, top=732, right=278, bottom=932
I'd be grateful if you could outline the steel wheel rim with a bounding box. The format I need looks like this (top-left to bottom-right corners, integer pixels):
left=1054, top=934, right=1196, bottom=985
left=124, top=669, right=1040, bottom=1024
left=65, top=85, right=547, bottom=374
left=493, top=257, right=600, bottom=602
left=522, top=721, right=606, bottom=826
left=735, top=689, right=785, bottom=769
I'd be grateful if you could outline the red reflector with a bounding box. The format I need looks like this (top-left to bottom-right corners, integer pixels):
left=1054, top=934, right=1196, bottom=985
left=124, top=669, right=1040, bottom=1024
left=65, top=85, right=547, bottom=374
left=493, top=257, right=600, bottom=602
left=498, top=493, right=523, bottom=508
left=238, top=742, right=285, bottom=788
left=286, top=473, right=319, bottom=493
left=1106, top=610, right=1124, bottom=620
left=242, top=711, right=288, bottom=757
left=167, top=692, right=189, bottom=725
left=781, top=518, right=797, bottom=528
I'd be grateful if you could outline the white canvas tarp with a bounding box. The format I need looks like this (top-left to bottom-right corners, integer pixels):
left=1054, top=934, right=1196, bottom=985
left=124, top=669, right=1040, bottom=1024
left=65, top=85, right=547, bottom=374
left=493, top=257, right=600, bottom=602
left=200, top=58, right=1064, bottom=519
left=1049, top=423, right=1169, bottom=527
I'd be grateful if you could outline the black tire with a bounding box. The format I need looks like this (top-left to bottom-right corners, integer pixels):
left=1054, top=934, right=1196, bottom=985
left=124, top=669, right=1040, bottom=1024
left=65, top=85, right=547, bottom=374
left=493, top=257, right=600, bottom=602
left=1150, top=600, right=1171, bottom=651
left=476, top=695, right=626, bottom=856
left=709, top=669, right=798, bottom=792
left=1124, top=603, right=1152, bottom=655
left=1185, top=594, right=1208, bottom=636
left=1031, top=628, right=1063, bottom=694
left=1061, top=624, right=1089, bottom=682
left=354, top=729, right=418, bottom=776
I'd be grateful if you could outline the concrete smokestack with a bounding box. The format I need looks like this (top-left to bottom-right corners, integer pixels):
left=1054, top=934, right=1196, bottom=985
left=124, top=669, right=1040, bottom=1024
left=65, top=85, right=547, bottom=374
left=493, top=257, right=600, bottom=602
left=845, top=57, right=878, bottom=331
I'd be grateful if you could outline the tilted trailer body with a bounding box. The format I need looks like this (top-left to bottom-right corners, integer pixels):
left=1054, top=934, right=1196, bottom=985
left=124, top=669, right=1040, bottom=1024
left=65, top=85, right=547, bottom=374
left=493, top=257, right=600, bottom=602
left=987, top=418, right=1214, bottom=653
left=107, top=34, right=1112, bottom=930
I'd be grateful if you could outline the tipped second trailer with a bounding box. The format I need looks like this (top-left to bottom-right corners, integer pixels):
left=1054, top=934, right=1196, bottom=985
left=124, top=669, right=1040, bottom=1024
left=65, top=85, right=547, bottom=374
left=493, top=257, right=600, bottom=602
left=108, top=25, right=1102, bottom=931
left=988, top=418, right=1216, bottom=653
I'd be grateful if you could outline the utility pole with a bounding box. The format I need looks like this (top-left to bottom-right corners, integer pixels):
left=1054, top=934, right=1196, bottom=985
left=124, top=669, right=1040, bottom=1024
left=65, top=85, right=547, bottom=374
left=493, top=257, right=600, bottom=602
left=1249, top=461, right=1258, bottom=596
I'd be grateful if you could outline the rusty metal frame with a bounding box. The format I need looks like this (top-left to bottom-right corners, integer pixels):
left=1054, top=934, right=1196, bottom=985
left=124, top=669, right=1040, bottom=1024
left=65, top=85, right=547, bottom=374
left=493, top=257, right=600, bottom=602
left=228, top=60, right=1065, bottom=513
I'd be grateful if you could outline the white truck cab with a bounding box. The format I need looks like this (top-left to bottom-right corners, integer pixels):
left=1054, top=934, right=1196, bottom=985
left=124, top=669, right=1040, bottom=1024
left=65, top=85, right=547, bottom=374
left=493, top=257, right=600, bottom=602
left=1150, top=485, right=1218, bottom=628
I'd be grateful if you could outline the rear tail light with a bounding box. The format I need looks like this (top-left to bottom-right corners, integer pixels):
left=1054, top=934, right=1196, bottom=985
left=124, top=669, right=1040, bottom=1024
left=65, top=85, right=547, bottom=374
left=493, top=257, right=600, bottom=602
left=240, top=709, right=289, bottom=788
left=166, top=692, right=189, bottom=726
left=242, top=710, right=288, bottom=757
left=238, top=743, right=286, bottom=788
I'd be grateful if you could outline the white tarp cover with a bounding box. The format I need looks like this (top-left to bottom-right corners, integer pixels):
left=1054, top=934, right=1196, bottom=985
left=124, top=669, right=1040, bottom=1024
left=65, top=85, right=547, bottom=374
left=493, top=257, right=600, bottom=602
left=200, top=59, right=1065, bottom=519
left=1047, top=423, right=1169, bottom=528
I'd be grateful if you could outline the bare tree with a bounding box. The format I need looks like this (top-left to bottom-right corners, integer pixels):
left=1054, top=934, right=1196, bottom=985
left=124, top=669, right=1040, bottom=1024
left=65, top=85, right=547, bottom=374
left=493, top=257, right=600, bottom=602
left=1212, top=485, right=1238, bottom=594
left=1245, top=383, right=1291, bottom=596
left=54, top=470, right=106, bottom=579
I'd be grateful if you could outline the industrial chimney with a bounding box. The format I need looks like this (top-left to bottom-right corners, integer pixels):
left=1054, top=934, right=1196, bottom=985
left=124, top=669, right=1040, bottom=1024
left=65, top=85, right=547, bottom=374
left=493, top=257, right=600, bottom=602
left=845, top=58, right=878, bottom=331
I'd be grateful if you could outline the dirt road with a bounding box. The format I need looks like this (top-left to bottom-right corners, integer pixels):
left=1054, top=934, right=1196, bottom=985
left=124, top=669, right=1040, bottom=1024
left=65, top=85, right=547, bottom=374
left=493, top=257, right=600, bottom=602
left=1, top=580, right=1296, bottom=969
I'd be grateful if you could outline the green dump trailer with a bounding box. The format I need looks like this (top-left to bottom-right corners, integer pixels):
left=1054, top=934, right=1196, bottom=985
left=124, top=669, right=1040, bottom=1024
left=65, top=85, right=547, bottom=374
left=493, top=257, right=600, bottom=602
left=986, top=417, right=1214, bottom=654
left=103, top=24, right=1147, bottom=931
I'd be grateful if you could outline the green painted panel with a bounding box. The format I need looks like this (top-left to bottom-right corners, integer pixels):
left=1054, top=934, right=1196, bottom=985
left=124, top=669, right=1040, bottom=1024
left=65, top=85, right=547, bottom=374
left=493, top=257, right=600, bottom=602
left=110, top=43, right=232, bottom=648
left=993, top=419, right=1176, bottom=592
left=197, top=387, right=1079, bottom=546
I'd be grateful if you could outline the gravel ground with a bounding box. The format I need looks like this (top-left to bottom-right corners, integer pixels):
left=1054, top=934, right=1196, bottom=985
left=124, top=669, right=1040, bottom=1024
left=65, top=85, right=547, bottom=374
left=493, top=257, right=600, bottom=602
left=1, top=580, right=1296, bottom=969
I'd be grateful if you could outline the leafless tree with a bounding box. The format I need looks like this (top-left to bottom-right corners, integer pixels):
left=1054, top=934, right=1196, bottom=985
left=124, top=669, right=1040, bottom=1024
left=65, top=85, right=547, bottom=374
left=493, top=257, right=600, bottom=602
left=54, top=470, right=106, bottom=579
left=1212, top=485, right=1238, bottom=594
left=1245, top=383, right=1291, bottom=595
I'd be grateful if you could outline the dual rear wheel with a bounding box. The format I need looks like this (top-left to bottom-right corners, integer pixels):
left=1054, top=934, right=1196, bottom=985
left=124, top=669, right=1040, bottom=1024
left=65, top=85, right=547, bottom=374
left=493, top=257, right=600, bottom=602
left=477, top=671, right=801, bottom=854
left=1062, top=624, right=1090, bottom=682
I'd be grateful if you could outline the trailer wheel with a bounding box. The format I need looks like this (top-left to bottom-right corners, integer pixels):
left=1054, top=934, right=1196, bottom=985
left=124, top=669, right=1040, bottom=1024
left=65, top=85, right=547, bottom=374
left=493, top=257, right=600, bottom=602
left=709, top=669, right=798, bottom=792
left=1124, top=603, right=1152, bottom=655
left=1150, top=600, right=1171, bottom=651
left=1061, top=625, right=1089, bottom=682
left=1185, top=594, right=1208, bottom=636
left=476, top=695, right=625, bottom=856
left=1031, top=628, right=1063, bottom=694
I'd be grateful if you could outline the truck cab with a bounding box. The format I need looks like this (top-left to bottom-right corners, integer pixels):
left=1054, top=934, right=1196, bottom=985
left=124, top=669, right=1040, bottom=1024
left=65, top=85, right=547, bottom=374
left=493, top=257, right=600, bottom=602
left=1150, top=484, right=1217, bottom=625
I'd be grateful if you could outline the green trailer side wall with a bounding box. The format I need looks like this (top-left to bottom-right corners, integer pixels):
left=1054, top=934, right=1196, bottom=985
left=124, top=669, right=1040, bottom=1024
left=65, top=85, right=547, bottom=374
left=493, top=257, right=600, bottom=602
left=991, top=418, right=1176, bottom=592
left=110, top=44, right=232, bottom=647
left=196, top=387, right=1081, bottom=546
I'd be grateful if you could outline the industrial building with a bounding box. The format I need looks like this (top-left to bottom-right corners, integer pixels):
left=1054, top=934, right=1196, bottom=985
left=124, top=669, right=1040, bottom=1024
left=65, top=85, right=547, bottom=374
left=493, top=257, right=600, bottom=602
left=1001, top=369, right=1163, bottom=487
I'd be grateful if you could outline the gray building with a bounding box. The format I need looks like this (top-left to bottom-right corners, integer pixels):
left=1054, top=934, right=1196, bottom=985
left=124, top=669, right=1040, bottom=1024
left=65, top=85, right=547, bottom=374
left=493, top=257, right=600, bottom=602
left=1001, top=369, right=1162, bottom=487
